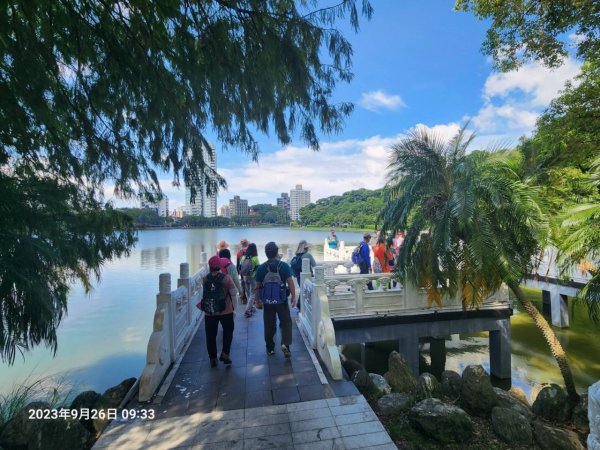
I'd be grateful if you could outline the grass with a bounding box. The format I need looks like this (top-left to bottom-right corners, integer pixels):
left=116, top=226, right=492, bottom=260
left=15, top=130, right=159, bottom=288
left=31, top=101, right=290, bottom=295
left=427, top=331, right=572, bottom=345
left=0, top=373, right=78, bottom=428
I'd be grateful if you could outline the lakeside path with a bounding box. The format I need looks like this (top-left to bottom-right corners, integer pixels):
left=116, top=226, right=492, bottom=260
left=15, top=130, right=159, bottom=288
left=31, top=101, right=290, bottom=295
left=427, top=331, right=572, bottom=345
left=93, top=309, right=395, bottom=449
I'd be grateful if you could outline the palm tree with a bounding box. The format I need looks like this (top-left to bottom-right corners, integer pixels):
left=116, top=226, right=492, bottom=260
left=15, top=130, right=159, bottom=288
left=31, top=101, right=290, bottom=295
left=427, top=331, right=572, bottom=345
left=378, top=125, right=579, bottom=405
left=559, top=155, right=600, bottom=323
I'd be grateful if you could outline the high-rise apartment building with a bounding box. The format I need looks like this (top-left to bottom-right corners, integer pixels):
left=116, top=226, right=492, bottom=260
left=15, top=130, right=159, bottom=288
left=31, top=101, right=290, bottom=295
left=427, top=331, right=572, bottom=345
left=219, top=205, right=231, bottom=218
left=276, top=192, right=290, bottom=215
left=140, top=196, right=169, bottom=217
left=229, top=195, right=248, bottom=217
left=290, top=184, right=310, bottom=221
left=185, top=142, right=217, bottom=217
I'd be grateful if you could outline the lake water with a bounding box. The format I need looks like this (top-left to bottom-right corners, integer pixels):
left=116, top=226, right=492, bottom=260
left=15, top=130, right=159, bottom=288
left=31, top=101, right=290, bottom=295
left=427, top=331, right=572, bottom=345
left=1, top=227, right=598, bottom=400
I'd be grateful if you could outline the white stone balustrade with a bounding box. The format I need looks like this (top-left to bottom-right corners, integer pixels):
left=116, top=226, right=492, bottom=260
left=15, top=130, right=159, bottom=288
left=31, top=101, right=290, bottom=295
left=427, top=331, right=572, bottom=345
left=590, top=380, right=600, bottom=450
left=139, top=252, right=208, bottom=402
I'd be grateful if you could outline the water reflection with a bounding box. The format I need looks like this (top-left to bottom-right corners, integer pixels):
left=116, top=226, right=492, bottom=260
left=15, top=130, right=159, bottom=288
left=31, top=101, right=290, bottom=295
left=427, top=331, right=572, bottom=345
left=140, top=247, right=169, bottom=270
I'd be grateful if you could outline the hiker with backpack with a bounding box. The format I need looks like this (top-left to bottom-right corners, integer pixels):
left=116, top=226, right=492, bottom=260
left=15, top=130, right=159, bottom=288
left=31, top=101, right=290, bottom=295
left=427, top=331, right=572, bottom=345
left=239, top=243, right=260, bottom=317
left=352, top=232, right=374, bottom=290
left=201, top=255, right=238, bottom=367
left=255, top=241, right=296, bottom=357
left=290, top=240, right=316, bottom=311
left=218, top=248, right=243, bottom=309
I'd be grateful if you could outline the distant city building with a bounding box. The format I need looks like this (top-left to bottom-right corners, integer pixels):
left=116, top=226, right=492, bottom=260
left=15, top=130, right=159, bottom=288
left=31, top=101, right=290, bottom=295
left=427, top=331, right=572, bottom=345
left=276, top=192, right=290, bottom=214
left=140, top=196, right=169, bottom=217
left=229, top=195, right=248, bottom=217
left=185, top=142, right=217, bottom=217
left=290, top=184, right=310, bottom=221
left=219, top=205, right=231, bottom=218
left=171, top=208, right=184, bottom=219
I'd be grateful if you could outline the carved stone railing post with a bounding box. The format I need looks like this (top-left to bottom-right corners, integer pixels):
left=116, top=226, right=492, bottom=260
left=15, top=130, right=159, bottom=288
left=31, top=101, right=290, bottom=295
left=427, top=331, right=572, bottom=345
left=158, top=274, right=175, bottom=364
left=199, top=251, right=207, bottom=268
left=339, top=241, right=345, bottom=261
left=313, top=266, right=342, bottom=380
left=300, top=257, right=311, bottom=290
left=178, top=263, right=190, bottom=326
left=590, top=380, right=600, bottom=450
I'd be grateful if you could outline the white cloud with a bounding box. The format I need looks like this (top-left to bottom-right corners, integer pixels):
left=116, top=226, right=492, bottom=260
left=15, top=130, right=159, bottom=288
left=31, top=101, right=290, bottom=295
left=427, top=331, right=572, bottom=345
left=471, top=58, right=581, bottom=135
left=359, top=90, right=406, bottom=112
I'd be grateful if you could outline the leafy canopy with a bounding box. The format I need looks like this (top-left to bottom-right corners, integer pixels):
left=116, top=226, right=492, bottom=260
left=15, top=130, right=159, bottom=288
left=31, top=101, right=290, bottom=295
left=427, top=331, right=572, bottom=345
left=0, top=0, right=373, bottom=362
left=456, top=0, right=600, bottom=70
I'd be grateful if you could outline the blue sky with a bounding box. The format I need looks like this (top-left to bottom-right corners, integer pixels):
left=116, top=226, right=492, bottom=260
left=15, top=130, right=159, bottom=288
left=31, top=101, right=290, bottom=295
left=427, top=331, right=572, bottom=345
left=108, top=0, right=581, bottom=211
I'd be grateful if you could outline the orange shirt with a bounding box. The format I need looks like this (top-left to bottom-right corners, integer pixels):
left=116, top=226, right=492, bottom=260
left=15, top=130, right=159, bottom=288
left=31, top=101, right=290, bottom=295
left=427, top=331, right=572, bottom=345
left=372, top=243, right=390, bottom=273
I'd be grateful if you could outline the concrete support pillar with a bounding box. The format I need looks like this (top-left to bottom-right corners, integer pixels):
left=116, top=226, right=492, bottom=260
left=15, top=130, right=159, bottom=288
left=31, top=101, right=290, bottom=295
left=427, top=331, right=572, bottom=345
left=429, top=338, right=446, bottom=379
left=550, top=292, right=569, bottom=328
left=542, top=289, right=551, bottom=316
left=360, top=342, right=366, bottom=368
left=489, top=319, right=511, bottom=379
left=399, top=335, right=419, bottom=377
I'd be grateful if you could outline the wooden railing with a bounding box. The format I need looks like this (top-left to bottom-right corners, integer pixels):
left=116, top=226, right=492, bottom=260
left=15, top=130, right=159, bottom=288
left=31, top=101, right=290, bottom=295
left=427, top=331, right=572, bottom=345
left=139, top=253, right=208, bottom=402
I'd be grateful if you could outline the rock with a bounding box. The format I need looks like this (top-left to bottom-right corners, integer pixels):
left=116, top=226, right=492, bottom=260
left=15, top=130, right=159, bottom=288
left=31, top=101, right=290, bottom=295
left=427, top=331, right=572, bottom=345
left=377, top=393, right=414, bottom=415
left=384, top=351, right=417, bottom=393
left=343, top=359, right=365, bottom=378
left=440, top=370, right=462, bottom=401
left=491, top=406, right=533, bottom=445
left=532, top=383, right=570, bottom=422
left=0, top=401, right=93, bottom=450
left=368, top=373, right=392, bottom=399
left=409, top=398, right=473, bottom=444
left=493, top=387, right=533, bottom=419
left=459, top=365, right=497, bottom=417
left=70, top=390, right=101, bottom=433
left=27, top=418, right=94, bottom=450
left=509, top=386, right=529, bottom=406
left=93, top=378, right=136, bottom=433
left=571, top=392, right=589, bottom=434
left=531, top=383, right=546, bottom=404
left=533, top=420, right=585, bottom=450
left=351, top=368, right=371, bottom=391
left=0, top=401, right=49, bottom=450
left=416, top=373, right=442, bottom=401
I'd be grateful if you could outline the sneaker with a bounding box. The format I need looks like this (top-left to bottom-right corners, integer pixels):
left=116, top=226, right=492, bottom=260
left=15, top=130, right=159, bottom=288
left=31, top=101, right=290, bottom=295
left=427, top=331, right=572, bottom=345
left=219, top=353, right=232, bottom=365
left=267, top=348, right=275, bottom=355
left=281, top=344, right=291, bottom=358
left=210, top=358, right=218, bottom=368
left=244, top=310, right=252, bottom=318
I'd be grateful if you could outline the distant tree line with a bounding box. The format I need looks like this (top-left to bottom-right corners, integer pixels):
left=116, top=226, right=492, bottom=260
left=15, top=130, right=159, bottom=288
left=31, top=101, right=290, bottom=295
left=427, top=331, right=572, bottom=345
left=298, top=188, right=384, bottom=228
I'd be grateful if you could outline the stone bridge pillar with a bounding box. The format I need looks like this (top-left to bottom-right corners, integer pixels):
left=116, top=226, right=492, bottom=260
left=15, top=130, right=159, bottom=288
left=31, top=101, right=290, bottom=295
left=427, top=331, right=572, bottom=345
left=489, top=318, right=511, bottom=379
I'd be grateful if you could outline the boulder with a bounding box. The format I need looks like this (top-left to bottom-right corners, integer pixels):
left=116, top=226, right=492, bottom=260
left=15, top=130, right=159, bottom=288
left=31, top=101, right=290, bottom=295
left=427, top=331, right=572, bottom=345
left=343, top=359, right=365, bottom=379
left=532, top=383, right=570, bottom=422
left=368, top=373, right=392, bottom=398
left=351, top=368, right=371, bottom=391
left=409, top=398, right=473, bottom=444
left=416, top=373, right=442, bottom=401
left=440, top=370, right=462, bottom=401
left=533, top=420, right=585, bottom=450
left=0, top=401, right=49, bottom=450
left=70, top=390, right=101, bottom=433
left=384, top=351, right=417, bottom=393
left=0, top=400, right=94, bottom=450
left=491, top=406, right=533, bottom=445
left=493, top=387, right=533, bottom=419
left=531, top=383, right=546, bottom=404
left=571, top=392, right=589, bottom=434
left=377, top=393, right=414, bottom=415
left=459, top=365, right=497, bottom=417
left=93, top=378, right=136, bottom=433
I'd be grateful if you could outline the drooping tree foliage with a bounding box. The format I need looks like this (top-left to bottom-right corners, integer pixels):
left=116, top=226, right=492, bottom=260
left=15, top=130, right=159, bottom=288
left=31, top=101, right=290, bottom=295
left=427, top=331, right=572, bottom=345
left=455, top=0, right=600, bottom=70
left=378, top=126, right=579, bottom=404
left=0, top=0, right=373, bottom=362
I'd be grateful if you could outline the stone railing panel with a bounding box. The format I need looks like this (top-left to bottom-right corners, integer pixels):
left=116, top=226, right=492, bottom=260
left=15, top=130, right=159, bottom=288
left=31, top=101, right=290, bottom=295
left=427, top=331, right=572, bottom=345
left=590, top=380, right=600, bottom=450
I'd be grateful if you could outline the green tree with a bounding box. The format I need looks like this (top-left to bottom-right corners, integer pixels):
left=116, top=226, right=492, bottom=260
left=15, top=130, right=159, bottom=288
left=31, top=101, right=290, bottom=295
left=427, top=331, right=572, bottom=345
left=456, top=0, right=600, bottom=70
left=0, top=0, right=372, bottom=362
left=378, top=126, right=579, bottom=405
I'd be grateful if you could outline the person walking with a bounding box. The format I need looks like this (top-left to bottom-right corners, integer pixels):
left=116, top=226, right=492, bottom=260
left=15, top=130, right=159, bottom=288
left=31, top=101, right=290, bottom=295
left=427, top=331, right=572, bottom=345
left=201, top=256, right=238, bottom=367
left=359, top=233, right=374, bottom=290
left=255, top=241, right=296, bottom=357
left=372, top=235, right=388, bottom=274
left=291, top=240, right=316, bottom=311
left=218, top=248, right=243, bottom=310
left=236, top=238, right=249, bottom=303
left=239, top=243, right=260, bottom=317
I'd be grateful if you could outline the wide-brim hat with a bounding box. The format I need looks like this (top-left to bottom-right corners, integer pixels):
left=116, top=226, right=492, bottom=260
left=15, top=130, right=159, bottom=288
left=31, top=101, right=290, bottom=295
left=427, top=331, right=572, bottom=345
left=216, top=240, right=229, bottom=250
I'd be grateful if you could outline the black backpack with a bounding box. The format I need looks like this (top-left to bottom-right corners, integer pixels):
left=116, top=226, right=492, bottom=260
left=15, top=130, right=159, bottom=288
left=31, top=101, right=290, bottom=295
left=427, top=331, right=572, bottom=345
left=290, top=253, right=304, bottom=278
left=201, top=272, right=227, bottom=314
